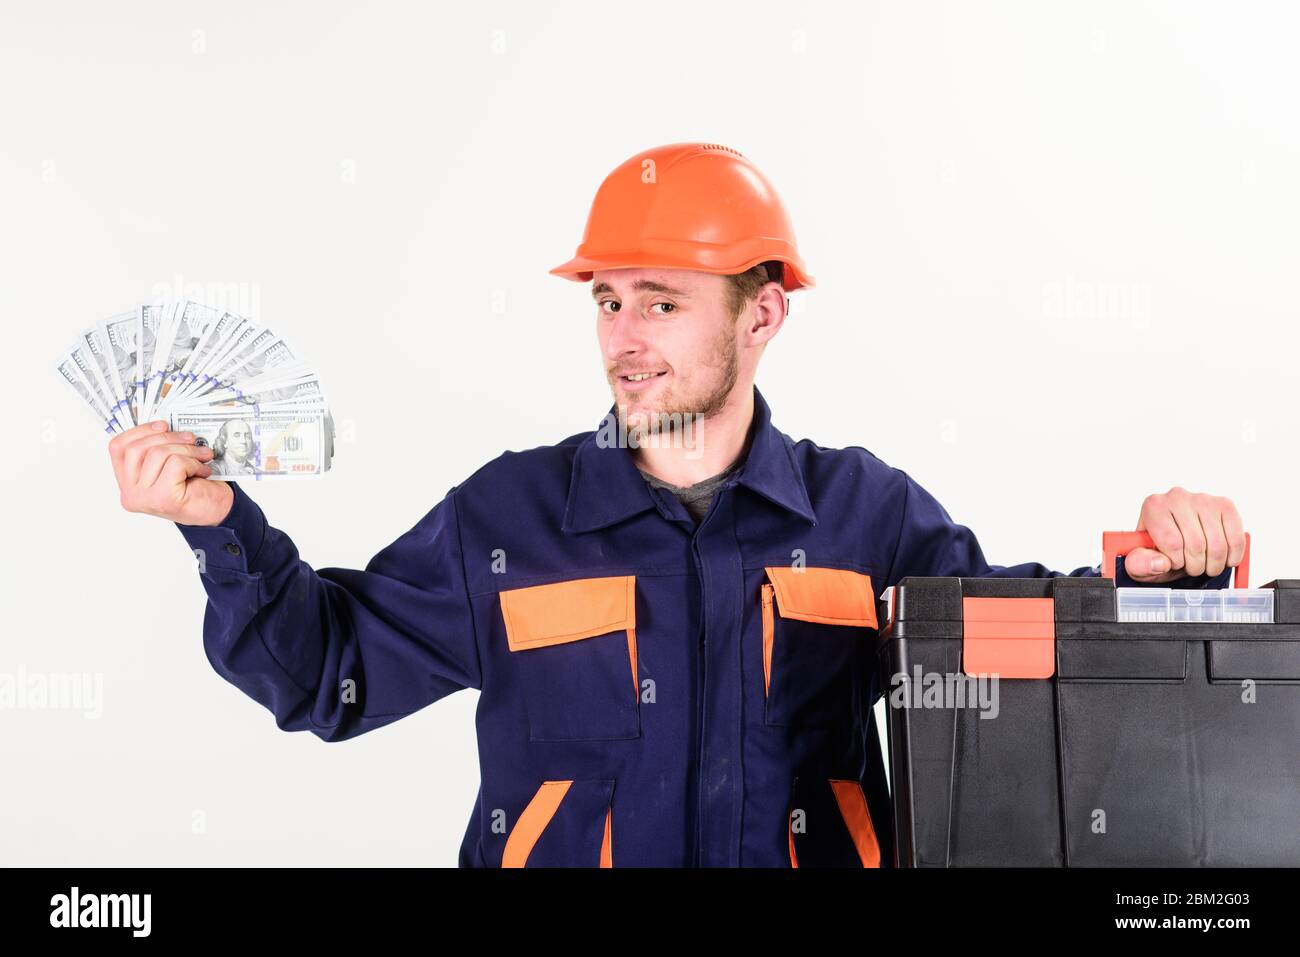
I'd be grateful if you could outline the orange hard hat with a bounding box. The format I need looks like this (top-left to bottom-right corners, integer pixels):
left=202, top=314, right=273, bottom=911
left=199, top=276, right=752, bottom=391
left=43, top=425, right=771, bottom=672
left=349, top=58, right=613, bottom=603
left=550, top=142, right=815, bottom=292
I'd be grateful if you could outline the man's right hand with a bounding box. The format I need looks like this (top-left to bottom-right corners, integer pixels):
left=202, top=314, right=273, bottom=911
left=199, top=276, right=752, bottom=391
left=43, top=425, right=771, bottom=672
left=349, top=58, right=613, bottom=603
left=110, top=420, right=235, bottom=527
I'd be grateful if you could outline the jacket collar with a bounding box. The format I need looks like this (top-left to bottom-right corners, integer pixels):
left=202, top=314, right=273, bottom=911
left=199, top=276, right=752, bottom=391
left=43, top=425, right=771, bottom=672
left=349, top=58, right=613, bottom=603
left=562, top=385, right=817, bottom=534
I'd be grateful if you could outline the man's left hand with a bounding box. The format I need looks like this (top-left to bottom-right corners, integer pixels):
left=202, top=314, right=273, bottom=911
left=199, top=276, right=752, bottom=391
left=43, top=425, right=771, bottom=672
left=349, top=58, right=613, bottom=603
left=1123, top=486, right=1245, bottom=583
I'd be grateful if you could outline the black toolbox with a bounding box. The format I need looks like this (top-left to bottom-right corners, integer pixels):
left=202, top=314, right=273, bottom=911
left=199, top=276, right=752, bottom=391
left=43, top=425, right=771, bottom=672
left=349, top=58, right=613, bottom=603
left=876, top=532, right=1300, bottom=867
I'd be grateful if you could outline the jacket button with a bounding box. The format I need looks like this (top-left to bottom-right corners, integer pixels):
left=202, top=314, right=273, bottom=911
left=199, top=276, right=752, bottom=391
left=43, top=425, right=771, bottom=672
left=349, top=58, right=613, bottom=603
left=224, top=543, right=242, bottom=556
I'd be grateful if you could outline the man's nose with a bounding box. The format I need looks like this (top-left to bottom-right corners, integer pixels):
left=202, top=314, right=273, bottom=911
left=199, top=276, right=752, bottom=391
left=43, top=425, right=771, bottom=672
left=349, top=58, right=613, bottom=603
left=602, top=310, right=645, bottom=361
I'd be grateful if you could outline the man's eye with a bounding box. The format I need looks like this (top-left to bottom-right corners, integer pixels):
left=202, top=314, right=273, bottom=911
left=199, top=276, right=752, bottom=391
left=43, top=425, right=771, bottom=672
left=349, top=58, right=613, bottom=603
left=649, top=302, right=676, bottom=315
left=599, top=300, right=620, bottom=314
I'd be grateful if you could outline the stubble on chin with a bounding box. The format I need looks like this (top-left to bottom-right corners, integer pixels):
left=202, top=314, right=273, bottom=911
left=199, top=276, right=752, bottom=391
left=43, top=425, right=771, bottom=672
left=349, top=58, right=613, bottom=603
left=618, top=356, right=737, bottom=447
left=608, top=317, right=741, bottom=439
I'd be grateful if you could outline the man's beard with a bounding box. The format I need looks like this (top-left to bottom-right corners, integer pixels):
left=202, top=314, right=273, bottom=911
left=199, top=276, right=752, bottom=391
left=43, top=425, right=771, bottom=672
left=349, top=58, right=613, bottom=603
left=612, top=325, right=739, bottom=445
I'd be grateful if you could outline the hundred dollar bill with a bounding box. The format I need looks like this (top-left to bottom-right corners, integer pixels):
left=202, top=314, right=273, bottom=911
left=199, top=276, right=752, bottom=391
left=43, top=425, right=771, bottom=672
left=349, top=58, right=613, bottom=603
left=168, top=327, right=297, bottom=411
left=168, top=408, right=332, bottom=479
left=97, top=310, right=142, bottom=427
left=65, top=338, right=126, bottom=433
left=160, top=308, right=246, bottom=408
left=148, top=300, right=220, bottom=415
left=139, top=301, right=183, bottom=421
left=55, top=354, right=118, bottom=433
left=171, top=371, right=326, bottom=412
left=135, top=303, right=169, bottom=421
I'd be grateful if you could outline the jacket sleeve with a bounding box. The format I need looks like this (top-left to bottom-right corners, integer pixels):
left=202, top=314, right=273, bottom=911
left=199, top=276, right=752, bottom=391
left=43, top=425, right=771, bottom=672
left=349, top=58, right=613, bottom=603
left=883, top=467, right=1233, bottom=590
left=175, top=481, right=482, bottom=742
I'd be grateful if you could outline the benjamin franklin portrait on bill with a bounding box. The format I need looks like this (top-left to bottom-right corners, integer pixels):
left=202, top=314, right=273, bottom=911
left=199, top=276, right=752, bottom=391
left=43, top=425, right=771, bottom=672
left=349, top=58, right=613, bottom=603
left=207, top=419, right=259, bottom=476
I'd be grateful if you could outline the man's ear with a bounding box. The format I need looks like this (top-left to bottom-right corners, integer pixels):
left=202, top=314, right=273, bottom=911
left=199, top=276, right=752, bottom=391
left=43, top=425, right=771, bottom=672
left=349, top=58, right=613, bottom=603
left=746, top=282, right=788, bottom=345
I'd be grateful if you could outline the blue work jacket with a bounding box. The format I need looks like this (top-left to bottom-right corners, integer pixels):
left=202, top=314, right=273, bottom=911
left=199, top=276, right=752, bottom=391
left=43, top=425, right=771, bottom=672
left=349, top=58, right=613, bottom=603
left=175, top=386, right=1230, bottom=867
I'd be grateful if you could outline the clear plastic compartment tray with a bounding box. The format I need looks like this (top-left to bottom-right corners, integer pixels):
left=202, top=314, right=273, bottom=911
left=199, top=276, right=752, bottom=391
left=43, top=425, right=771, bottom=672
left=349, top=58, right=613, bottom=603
left=1116, top=587, right=1275, bottom=623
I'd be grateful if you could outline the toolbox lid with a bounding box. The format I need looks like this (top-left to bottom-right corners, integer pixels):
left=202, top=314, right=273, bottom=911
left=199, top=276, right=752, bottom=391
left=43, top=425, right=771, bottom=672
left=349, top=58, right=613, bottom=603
left=1116, top=587, right=1275, bottom=623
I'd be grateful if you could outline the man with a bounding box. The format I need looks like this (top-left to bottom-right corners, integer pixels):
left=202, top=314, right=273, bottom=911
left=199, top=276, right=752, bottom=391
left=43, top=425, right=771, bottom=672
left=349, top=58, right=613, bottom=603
left=108, top=143, right=1245, bottom=867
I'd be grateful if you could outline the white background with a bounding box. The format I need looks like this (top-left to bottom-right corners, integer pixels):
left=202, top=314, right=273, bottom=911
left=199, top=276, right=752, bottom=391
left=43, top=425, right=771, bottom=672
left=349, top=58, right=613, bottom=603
left=2, top=1, right=1296, bottom=865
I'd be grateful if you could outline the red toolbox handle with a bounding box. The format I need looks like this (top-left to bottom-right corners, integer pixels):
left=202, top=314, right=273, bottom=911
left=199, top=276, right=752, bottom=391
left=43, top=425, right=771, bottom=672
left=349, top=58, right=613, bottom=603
left=1102, top=530, right=1250, bottom=588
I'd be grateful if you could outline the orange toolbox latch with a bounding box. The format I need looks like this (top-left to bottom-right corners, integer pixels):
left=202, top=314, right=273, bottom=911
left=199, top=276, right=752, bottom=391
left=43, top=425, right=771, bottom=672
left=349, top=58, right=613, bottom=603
left=962, top=596, right=1056, bottom=679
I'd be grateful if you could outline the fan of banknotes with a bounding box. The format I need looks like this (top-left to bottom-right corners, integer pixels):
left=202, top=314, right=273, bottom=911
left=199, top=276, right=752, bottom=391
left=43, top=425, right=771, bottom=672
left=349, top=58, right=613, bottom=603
left=54, top=300, right=335, bottom=479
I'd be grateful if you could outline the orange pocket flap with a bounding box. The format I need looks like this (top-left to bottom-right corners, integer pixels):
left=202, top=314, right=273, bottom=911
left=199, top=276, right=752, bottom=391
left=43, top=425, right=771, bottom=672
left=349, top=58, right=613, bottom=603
left=501, top=576, right=636, bottom=652
left=764, top=567, right=877, bottom=628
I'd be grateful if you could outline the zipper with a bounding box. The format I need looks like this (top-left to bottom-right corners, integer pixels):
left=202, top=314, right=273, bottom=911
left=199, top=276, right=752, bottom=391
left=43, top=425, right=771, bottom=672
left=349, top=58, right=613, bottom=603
left=761, top=583, right=775, bottom=696
left=687, top=488, right=732, bottom=866
left=690, top=538, right=706, bottom=867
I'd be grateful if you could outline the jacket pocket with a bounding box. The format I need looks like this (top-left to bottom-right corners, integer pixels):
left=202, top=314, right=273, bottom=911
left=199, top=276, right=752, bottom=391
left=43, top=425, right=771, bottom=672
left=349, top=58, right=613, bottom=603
left=501, top=575, right=640, bottom=741
left=787, top=776, right=881, bottom=867
left=761, top=566, right=877, bottom=728
left=502, top=779, right=616, bottom=867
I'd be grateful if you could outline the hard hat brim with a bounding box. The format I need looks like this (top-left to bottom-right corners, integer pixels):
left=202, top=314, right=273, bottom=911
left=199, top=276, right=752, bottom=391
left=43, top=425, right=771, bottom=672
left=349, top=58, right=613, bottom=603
left=549, top=253, right=815, bottom=292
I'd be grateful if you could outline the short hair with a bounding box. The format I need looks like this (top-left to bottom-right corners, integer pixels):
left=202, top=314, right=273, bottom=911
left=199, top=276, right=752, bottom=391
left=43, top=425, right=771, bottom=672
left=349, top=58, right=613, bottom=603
left=723, top=260, right=785, bottom=320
